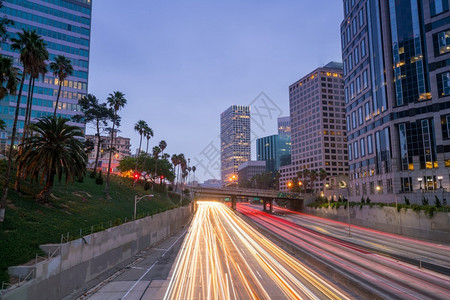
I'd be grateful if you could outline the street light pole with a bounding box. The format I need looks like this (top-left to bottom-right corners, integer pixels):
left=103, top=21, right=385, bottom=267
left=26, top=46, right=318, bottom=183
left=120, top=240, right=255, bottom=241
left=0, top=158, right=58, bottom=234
left=134, top=194, right=154, bottom=220
left=347, top=185, right=351, bottom=237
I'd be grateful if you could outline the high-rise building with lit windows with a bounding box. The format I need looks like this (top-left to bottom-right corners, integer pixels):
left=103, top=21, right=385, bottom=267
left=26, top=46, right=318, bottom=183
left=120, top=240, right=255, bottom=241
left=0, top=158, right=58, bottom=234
left=341, top=0, right=450, bottom=203
left=220, top=105, right=251, bottom=185
left=0, top=0, right=91, bottom=149
left=279, top=62, right=347, bottom=192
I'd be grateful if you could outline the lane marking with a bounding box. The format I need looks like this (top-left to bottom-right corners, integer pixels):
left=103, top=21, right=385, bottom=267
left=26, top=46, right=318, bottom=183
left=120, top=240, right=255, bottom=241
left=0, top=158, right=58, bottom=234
left=121, top=230, right=187, bottom=299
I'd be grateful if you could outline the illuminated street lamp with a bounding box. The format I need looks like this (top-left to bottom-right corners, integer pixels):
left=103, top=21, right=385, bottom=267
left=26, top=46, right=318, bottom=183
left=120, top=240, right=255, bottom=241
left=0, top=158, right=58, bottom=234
left=287, top=181, right=293, bottom=189
left=376, top=185, right=381, bottom=194
left=418, top=177, right=423, bottom=190
left=438, top=176, right=443, bottom=189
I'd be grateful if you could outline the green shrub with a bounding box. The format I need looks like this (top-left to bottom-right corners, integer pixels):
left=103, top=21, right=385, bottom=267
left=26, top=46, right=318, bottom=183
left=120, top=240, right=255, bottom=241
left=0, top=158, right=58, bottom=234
left=361, top=197, right=365, bottom=204
left=411, top=204, right=421, bottom=212
left=404, top=196, right=410, bottom=205
left=366, top=197, right=371, bottom=204
left=434, top=196, right=442, bottom=208
left=421, top=197, right=429, bottom=206
left=89, top=171, right=96, bottom=179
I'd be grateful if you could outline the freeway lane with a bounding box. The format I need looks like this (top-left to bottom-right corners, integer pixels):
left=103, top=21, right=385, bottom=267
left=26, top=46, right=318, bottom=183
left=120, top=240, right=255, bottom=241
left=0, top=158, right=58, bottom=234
left=164, top=201, right=351, bottom=300
left=267, top=205, right=450, bottom=272
left=238, top=204, right=450, bottom=300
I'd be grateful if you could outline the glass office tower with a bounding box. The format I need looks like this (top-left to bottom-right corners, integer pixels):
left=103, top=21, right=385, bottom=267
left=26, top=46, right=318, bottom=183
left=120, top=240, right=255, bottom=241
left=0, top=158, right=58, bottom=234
left=0, top=0, right=92, bottom=151
left=341, top=0, right=450, bottom=203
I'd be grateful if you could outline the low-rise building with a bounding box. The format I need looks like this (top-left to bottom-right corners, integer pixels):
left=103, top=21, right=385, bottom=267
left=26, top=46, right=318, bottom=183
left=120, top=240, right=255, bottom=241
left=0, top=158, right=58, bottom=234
left=86, top=131, right=131, bottom=174
left=238, top=160, right=266, bottom=185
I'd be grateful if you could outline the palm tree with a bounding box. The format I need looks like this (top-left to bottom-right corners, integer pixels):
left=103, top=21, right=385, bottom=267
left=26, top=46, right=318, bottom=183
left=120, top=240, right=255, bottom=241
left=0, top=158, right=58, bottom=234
left=141, top=125, right=154, bottom=173
left=0, top=56, right=18, bottom=222
left=133, top=120, right=148, bottom=172
left=104, top=91, right=127, bottom=196
left=310, top=169, right=318, bottom=193
left=4, top=30, right=46, bottom=193
left=171, top=154, right=179, bottom=191
left=15, top=41, right=48, bottom=192
left=49, top=55, right=73, bottom=117
left=16, top=116, right=87, bottom=203
left=153, top=146, right=161, bottom=178
left=159, top=140, right=167, bottom=158
left=319, top=168, right=328, bottom=187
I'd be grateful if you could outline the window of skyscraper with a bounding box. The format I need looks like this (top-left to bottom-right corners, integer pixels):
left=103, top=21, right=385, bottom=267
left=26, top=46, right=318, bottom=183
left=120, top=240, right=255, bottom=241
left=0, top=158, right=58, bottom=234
left=438, top=71, right=450, bottom=96
left=430, top=0, right=449, bottom=16
left=349, top=53, right=353, bottom=70
left=360, top=138, right=366, bottom=157
left=367, top=134, right=373, bottom=154
left=361, top=39, right=366, bottom=57
left=362, top=70, right=368, bottom=89
left=354, top=46, right=359, bottom=65
left=354, top=141, right=359, bottom=159
left=359, top=9, right=364, bottom=27
left=437, top=30, right=450, bottom=54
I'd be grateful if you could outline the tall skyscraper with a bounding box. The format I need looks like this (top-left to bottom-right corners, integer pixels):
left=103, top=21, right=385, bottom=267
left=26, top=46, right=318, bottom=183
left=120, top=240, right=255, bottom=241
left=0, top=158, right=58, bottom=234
left=0, top=0, right=92, bottom=147
left=279, top=62, right=347, bottom=192
left=220, top=105, right=251, bottom=184
left=341, top=0, right=450, bottom=202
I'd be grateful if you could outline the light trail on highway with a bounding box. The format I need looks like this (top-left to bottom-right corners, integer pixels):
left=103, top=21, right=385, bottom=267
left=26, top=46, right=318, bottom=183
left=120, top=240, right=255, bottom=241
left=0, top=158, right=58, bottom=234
left=238, top=203, right=450, bottom=300
left=164, top=201, right=350, bottom=300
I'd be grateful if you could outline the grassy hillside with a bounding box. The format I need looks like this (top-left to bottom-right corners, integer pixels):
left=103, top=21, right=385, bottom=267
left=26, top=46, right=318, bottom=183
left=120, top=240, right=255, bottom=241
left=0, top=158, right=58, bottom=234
left=0, top=162, right=182, bottom=284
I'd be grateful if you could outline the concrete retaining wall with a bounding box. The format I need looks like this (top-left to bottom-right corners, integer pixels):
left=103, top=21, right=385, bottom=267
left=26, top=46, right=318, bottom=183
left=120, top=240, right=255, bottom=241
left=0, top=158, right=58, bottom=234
left=305, top=206, right=450, bottom=243
left=2, top=205, right=192, bottom=300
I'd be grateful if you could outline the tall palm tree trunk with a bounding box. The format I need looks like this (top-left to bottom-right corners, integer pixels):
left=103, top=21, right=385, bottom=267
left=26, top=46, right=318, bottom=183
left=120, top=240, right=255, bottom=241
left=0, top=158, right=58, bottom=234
left=134, top=133, right=143, bottom=172
left=53, top=82, right=62, bottom=117
left=93, top=119, right=101, bottom=173
left=36, top=167, right=55, bottom=204
left=1, top=75, right=26, bottom=222
left=26, top=77, right=36, bottom=139
left=154, top=155, right=158, bottom=179
left=142, top=138, right=150, bottom=172
left=104, top=112, right=116, bottom=197
left=14, top=76, right=33, bottom=192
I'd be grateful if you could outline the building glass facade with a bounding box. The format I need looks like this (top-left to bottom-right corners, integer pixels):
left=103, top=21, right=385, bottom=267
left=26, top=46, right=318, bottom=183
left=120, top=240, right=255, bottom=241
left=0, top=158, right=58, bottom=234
left=0, top=0, right=91, bottom=149
left=256, top=134, right=291, bottom=174
left=220, top=105, right=251, bottom=184
left=342, top=0, right=450, bottom=203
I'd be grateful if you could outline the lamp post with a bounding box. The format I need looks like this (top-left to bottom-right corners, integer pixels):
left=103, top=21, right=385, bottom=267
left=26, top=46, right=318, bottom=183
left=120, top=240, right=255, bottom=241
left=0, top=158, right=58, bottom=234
left=134, top=194, right=154, bottom=220
left=338, top=179, right=351, bottom=237
left=438, top=175, right=443, bottom=189
left=325, top=183, right=330, bottom=204
left=418, top=177, right=423, bottom=190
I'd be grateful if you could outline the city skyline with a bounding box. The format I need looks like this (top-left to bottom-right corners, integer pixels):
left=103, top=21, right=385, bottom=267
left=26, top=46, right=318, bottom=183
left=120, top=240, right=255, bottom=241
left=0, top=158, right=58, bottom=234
left=87, top=0, right=344, bottom=181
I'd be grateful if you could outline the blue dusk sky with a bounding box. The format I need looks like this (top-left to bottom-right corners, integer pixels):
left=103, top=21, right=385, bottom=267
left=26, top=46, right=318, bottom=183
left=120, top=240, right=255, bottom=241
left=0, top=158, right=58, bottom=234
left=88, top=0, right=344, bottom=182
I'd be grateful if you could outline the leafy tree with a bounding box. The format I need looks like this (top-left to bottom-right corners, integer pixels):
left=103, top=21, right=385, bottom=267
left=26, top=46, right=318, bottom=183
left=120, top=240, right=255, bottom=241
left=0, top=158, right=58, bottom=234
left=104, top=91, right=127, bottom=196
left=74, top=94, right=114, bottom=174
left=118, top=155, right=174, bottom=182
left=16, top=116, right=87, bottom=203
left=0, top=119, right=5, bottom=130
left=134, top=120, right=148, bottom=171
left=50, top=55, right=73, bottom=117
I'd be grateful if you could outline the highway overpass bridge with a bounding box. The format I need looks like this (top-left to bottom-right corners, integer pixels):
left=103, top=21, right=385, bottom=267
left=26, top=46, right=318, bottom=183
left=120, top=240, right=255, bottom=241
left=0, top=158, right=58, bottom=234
left=192, top=187, right=309, bottom=211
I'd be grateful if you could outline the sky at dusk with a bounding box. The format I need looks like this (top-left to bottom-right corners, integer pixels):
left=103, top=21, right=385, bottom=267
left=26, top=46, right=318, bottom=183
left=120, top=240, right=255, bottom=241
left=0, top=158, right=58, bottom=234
left=87, top=0, right=344, bottom=182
